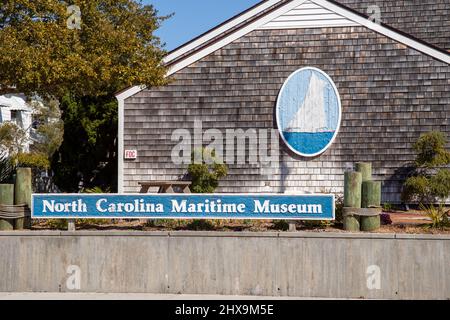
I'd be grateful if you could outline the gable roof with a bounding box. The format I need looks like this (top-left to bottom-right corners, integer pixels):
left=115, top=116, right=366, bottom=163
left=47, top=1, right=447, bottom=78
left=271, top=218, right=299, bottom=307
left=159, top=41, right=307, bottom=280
left=116, top=0, right=450, bottom=100
left=334, top=0, right=450, bottom=51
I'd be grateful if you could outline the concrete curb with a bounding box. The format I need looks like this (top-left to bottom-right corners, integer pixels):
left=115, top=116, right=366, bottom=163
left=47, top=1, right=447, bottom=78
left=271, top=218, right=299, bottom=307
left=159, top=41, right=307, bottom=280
left=0, top=230, right=449, bottom=240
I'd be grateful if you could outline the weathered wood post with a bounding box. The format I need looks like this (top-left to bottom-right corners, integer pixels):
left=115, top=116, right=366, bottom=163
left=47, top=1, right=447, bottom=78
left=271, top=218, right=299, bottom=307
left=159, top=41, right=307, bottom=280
left=344, top=171, right=362, bottom=208
left=343, top=207, right=360, bottom=232
left=360, top=180, right=382, bottom=232
left=355, top=162, right=372, bottom=182
left=343, top=171, right=362, bottom=231
left=0, top=184, right=15, bottom=230
left=362, top=181, right=382, bottom=208
left=14, top=168, right=32, bottom=230
left=360, top=208, right=382, bottom=232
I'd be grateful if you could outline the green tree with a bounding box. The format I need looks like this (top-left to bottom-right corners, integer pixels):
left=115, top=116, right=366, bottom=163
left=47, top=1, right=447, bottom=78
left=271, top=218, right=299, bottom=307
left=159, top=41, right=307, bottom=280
left=402, top=132, right=450, bottom=204
left=0, top=122, right=27, bottom=155
left=52, top=94, right=119, bottom=191
left=0, top=0, right=168, bottom=98
left=0, top=1, right=169, bottom=191
left=188, top=148, right=228, bottom=193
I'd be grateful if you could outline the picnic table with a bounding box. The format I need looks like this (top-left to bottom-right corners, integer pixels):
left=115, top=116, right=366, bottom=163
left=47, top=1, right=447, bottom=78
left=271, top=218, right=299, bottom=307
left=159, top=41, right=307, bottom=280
left=139, top=181, right=192, bottom=194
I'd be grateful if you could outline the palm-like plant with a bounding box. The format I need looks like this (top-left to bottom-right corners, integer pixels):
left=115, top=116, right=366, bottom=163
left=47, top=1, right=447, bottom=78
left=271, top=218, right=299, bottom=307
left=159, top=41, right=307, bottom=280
left=0, top=153, right=15, bottom=183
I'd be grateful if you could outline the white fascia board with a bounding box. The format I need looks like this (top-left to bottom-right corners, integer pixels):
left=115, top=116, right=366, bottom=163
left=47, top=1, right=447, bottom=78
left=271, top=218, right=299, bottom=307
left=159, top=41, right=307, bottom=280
left=312, top=0, right=450, bottom=64
left=166, top=0, right=308, bottom=76
left=116, top=85, right=144, bottom=193
left=116, top=85, right=145, bottom=102
left=116, top=0, right=449, bottom=101
left=163, top=0, right=283, bottom=63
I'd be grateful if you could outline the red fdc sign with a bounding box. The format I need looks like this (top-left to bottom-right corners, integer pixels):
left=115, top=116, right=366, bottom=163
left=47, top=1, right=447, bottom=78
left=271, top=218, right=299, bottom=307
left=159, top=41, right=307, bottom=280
left=124, top=150, right=137, bottom=160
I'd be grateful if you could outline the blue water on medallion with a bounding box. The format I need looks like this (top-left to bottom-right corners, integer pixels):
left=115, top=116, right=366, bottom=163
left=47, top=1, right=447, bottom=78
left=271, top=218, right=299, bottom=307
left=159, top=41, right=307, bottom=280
left=282, top=131, right=335, bottom=155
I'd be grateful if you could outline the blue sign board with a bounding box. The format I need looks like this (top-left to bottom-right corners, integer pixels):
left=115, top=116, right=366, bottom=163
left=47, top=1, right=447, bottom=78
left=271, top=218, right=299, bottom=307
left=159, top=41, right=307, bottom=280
left=32, top=194, right=335, bottom=220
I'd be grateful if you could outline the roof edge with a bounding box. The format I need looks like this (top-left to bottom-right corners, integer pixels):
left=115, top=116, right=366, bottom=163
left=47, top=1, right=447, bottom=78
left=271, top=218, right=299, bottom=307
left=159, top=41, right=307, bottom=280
left=116, top=0, right=450, bottom=100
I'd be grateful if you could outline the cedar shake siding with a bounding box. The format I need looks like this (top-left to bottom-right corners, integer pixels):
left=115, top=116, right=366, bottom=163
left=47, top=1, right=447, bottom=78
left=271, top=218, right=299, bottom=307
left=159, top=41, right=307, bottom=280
left=123, top=27, right=450, bottom=203
left=335, top=0, right=450, bottom=51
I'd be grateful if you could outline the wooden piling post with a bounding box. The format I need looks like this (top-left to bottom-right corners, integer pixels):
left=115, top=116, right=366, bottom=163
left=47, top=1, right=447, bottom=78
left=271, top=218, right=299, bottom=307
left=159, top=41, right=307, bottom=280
left=344, top=171, right=362, bottom=208
left=0, top=184, right=15, bottom=230
left=361, top=215, right=381, bottom=232
left=14, top=168, right=32, bottom=230
left=355, top=162, right=372, bottom=182
left=362, top=181, right=382, bottom=208
left=343, top=208, right=361, bottom=232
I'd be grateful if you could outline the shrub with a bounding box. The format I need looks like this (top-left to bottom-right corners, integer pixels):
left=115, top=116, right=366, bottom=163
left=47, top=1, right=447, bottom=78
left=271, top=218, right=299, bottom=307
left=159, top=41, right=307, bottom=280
left=186, top=219, right=215, bottom=231
left=420, top=203, right=449, bottom=229
left=413, top=131, right=450, bottom=168
left=402, top=132, right=450, bottom=204
left=273, top=220, right=289, bottom=231
left=45, top=219, right=68, bottom=230
left=334, top=194, right=344, bottom=223
left=187, top=148, right=228, bottom=193
left=0, top=153, right=15, bottom=183
left=13, top=152, right=50, bottom=170
left=382, top=202, right=394, bottom=212
left=82, top=186, right=111, bottom=193
left=380, top=213, right=392, bottom=225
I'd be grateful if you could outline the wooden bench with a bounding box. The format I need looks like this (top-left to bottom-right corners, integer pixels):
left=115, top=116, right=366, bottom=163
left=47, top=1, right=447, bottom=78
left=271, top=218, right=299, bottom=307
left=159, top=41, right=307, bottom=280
left=138, top=181, right=192, bottom=194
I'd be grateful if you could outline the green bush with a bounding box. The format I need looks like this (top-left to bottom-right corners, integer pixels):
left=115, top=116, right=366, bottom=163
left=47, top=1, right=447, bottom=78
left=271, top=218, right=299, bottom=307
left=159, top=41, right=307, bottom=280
left=186, top=219, right=215, bottom=231
left=413, top=131, right=450, bottom=168
left=334, top=194, right=344, bottom=223
left=0, top=153, right=15, bottom=183
left=13, top=152, right=50, bottom=170
left=402, top=132, right=450, bottom=204
left=420, top=203, right=449, bottom=229
left=430, top=169, right=450, bottom=200
left=272, top=220, right=289, bottom=231
left=187, top=148, right=228, bottom=193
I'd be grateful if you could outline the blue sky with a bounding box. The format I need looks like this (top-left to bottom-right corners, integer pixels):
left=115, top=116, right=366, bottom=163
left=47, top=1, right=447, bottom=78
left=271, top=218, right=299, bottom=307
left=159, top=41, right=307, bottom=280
left=144, top=0, right=261, bottom=51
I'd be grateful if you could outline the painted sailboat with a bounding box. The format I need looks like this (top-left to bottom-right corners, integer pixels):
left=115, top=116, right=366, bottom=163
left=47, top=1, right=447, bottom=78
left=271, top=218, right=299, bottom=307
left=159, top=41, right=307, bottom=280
left=281, top=71, right=336, bottom=155
left=285, top=73, right=331, bottom=133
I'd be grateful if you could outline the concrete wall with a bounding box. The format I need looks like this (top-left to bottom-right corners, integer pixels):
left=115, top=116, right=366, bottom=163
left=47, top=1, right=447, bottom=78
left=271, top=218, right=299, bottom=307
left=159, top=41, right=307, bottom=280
left=0, top=231, right=449, bottom=299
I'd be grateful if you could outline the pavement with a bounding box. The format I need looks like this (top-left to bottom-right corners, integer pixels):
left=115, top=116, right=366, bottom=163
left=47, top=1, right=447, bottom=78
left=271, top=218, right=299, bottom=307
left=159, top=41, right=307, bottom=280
left=0, top=292, right=318, bottom=300
left=388, top=212, right=431, bottom=226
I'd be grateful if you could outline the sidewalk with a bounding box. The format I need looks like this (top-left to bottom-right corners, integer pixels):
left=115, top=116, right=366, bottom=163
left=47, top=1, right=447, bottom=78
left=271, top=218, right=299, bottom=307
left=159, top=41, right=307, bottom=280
left=0, top=292, right=342, bottom=300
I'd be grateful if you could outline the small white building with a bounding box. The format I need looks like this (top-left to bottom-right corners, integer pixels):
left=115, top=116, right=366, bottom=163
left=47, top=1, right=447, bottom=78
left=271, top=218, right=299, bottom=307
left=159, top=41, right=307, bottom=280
left=0, top=94, right=34, bottom=153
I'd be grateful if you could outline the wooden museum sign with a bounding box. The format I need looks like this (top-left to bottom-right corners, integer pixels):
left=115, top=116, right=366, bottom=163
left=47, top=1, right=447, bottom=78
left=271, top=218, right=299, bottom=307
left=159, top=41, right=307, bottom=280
left=32, top=193, right=335, bottom=220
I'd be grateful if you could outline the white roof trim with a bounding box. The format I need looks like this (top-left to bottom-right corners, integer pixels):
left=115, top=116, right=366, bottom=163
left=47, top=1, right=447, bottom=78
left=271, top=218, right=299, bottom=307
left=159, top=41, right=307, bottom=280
left=116, top=0, right=450, bottom=101
left=116, top=85, right=145, bottom=101
left=258, top=0, right=358, bottom=29
left=164, top=0, right=283, bottom=63
left=313, top=0, right=450, bottom=64
left=165, top=0, right=308, bottom=76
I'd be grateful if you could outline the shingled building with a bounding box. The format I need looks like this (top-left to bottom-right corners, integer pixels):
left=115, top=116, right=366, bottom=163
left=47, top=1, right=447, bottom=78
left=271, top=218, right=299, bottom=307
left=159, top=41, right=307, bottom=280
left=116, top=0, right=450, bottom=203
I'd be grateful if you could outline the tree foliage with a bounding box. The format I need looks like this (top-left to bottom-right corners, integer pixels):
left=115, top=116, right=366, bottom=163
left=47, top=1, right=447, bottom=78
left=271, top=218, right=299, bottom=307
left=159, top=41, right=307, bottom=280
left=0, top=98, right=63, bottom=169
left=0, top=0, right=168, bottom=98
left=0, top=1, right=169, bottom=191
left=0, top=122, right=27, bottom=155
left=52, top=94, right=119, bottom=191
left=402, top=132, right=450, bottom=204
left=0, top=152, right=15, bottom=183
left=30, top=98, right=64, bottom=158
left=187, top=148, right=228, bottom=194
left=413, top=131, right=450, bottom=168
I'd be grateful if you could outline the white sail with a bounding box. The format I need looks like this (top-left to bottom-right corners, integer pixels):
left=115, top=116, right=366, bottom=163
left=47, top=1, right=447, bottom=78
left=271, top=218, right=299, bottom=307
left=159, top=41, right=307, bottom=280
left=285, top=73, right=329, bottom=133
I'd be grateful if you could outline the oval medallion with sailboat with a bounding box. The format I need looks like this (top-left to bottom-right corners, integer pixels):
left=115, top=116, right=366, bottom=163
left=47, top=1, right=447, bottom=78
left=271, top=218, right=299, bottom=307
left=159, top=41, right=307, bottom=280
left=276, top=67, right=341, bottom=157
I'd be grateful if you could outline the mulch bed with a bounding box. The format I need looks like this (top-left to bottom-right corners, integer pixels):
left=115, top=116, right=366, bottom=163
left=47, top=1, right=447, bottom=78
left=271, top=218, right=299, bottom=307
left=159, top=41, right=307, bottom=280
left=30, top=210, right=450, bottom=234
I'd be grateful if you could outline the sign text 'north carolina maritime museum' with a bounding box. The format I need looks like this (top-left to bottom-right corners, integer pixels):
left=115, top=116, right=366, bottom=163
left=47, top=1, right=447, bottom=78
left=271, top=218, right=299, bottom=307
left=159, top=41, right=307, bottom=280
left=32, top=194, right=334, bottom=220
